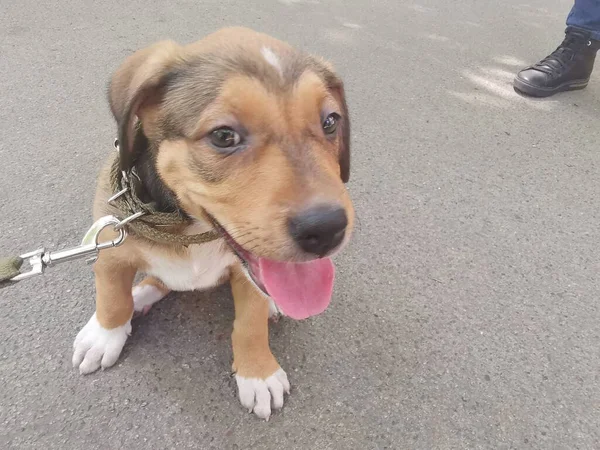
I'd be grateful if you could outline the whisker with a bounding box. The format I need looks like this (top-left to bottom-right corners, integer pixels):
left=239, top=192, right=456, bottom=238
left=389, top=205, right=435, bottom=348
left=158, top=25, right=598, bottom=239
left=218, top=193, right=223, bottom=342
left=228, top=230, right=254, bottom=241
left=237, top=236, right=260, bottom=249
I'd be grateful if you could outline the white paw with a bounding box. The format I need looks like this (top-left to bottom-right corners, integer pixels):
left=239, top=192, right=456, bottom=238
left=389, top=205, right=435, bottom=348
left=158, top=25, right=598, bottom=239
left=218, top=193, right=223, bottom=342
left=235, top=368, right=290, bottom=420
left=132, top=284, right=166, bottom=315
left=72, top=313, right=131, bottom=375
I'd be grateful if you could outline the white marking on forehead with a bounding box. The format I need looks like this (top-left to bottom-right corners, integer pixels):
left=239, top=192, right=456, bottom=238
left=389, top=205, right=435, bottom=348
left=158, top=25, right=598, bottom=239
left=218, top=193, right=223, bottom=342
left=261, top=46, right=283, bottom=77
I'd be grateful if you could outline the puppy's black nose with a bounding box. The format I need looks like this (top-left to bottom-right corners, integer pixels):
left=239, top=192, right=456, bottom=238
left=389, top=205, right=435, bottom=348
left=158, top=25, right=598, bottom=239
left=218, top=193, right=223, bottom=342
left=288, top=205, right=348, bottom=257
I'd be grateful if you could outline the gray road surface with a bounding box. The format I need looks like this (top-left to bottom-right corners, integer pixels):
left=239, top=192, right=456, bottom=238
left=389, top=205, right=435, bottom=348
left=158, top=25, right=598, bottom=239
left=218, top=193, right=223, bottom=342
left=1, top=0, right=599, bottom=448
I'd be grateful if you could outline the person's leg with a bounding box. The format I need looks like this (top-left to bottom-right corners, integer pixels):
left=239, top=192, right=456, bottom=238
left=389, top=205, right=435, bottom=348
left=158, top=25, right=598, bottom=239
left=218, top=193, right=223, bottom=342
left=514, top=0, right=600, bottom=97
left=567, top=0, right=600, bottom=40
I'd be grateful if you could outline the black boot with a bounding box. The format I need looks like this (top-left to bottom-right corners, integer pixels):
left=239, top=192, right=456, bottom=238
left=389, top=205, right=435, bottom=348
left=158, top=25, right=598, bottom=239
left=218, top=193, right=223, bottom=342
left=514, top=28, right=600, bottom=97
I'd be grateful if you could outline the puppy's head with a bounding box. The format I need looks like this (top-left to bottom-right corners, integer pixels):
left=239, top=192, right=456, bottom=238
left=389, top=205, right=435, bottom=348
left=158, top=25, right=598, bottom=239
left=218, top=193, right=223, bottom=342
left=109, top=27, right=354, bottom=319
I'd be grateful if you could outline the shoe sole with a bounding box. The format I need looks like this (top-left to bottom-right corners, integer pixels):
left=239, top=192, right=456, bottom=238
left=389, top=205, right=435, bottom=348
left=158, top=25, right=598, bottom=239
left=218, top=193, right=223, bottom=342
left=513, top=77, right=589, bottom=98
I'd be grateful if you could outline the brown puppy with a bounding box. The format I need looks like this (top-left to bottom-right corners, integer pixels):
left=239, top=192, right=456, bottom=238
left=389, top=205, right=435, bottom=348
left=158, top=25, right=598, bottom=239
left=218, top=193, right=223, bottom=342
left=72, top=27, right=354, bottom=420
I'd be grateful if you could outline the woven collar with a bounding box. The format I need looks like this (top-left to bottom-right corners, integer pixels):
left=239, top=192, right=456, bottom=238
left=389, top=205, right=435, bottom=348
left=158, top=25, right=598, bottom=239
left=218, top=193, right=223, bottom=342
left=108, top=157, right=220, bottom=246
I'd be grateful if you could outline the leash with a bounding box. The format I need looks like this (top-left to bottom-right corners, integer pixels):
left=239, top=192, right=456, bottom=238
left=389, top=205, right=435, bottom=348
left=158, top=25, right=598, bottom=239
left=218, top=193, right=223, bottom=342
left=0, top=139, right=219, bottom=287
left=0, top=215, right=126, bottom=286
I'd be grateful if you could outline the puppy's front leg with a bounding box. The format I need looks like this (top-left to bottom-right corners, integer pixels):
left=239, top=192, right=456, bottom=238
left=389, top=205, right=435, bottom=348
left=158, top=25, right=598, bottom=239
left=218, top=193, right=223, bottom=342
left=72, top=257, right=136, bottom=374
left=230, top=267, right=290, bottom=420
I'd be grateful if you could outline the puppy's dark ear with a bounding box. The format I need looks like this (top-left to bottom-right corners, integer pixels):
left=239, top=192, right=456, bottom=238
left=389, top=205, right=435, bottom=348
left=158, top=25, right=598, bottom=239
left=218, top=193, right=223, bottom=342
left=309, top=58, right=351, bottom=183
left=108, top=41, right=183, bottom=172
left=329, top=79, right=350, bottom=183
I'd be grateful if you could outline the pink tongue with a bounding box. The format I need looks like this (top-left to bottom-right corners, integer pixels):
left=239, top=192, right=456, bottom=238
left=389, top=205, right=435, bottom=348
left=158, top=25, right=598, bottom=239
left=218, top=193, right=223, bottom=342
left=258, top=257, right=335, bottom=320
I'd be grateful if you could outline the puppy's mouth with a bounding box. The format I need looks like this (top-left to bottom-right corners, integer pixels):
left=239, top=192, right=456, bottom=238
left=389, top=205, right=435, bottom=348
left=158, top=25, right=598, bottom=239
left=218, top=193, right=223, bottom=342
left=208, top=217, right=335, bottom=320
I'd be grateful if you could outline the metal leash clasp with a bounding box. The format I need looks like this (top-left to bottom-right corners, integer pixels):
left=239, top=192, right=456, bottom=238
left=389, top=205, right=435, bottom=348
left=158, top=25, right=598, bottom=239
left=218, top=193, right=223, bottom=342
left=11, top=215, right=127, bottom=281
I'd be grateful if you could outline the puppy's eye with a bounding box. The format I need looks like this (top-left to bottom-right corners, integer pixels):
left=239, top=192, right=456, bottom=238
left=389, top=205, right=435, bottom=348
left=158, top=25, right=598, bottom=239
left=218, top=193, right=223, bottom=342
left=210, top=127, right=242, bottom=149
left=322, top=113, right=340, bottom=135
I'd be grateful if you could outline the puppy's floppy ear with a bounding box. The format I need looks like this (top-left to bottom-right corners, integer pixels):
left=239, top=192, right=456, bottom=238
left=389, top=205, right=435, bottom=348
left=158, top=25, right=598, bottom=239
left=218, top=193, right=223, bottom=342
left=329, top=79, right=350, bottom=183
left=108, top=41, right=183, bottom=172
left=310, top=58, right=351, bottom=183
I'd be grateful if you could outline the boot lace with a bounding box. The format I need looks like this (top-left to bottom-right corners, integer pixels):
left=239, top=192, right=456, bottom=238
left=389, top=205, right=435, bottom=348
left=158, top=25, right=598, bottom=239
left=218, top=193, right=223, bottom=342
left=533, top=31, right=592, bottom=74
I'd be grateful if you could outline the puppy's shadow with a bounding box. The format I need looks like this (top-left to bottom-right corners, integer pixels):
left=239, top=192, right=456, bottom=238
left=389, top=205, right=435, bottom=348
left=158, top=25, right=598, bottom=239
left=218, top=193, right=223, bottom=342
left=125, top=285, right=235, bottom=366
left=121, top=284, right=303, bottom=417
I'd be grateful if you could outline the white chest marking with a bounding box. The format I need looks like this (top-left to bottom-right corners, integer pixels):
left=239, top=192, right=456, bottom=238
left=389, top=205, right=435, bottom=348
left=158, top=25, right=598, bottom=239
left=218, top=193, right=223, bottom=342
left=143, top=239, right=237, bottom=292
left=261, top=46, right=283, bottom=77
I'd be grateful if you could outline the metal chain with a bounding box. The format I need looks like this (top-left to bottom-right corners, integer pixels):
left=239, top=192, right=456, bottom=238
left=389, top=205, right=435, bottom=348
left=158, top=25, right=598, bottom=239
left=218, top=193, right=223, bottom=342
left=107, top=140, right=220, bottom=246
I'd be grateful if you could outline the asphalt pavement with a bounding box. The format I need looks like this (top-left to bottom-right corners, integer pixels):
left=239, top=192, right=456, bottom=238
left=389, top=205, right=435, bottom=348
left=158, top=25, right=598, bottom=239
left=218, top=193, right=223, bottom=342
left=1, top=0, right=599, bottom=448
